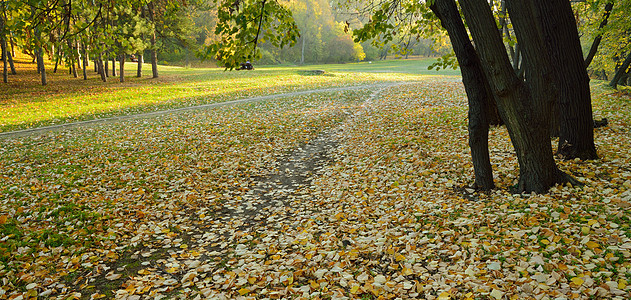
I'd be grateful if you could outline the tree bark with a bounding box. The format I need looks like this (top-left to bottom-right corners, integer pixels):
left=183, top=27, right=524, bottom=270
left=34, top=25, right=47, bottom=85
left=137, top=54, right=142, bottom=77
left=1, top=34, right=7, bottom=83
left=584, top=1, right=614, bottom=68
left=533, top=0, right=597, bottom=160
left=98, top=57, right=106, bottom=82
left=610, top=52, right=631, bottom=89
left=459, top=0, right=572, bottom=193
left=119, top=53, right=125, bottom=82
left=430, top=0, right=495, bottom=191
left=148, top=2, right=158, bottom=78
left=112, top=56, right=116, bottom=77
left=301, top=36, right=305, bottom=64
left=82, top=45, right=88, bottom=80
left=7, top=46, right=15, bottom=74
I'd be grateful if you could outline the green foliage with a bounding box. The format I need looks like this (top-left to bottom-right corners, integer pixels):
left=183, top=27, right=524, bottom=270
left=428, top=53, right=457, bottom=71
left=345, top=0, right=449, bottom=61
left=202, top=0, right=300, bottom=69
left=576, top=0, right=631, bottom=78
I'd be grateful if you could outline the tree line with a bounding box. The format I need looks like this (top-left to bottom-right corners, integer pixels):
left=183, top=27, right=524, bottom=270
left=0, top=0, right=456, bottom=85
left=0, top=0, right=186, bottom=84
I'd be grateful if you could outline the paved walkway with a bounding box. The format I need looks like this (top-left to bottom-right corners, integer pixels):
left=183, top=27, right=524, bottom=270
left=0, top=83, right=402, bottom=139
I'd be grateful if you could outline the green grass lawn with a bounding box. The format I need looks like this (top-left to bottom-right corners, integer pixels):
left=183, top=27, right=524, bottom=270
left=288, top=56, right=462, bottom=76
left=0, top=56, right=457, bottom=133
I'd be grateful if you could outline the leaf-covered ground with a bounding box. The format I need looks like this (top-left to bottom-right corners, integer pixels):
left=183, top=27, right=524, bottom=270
left=1, top=78, right=630, bottom=300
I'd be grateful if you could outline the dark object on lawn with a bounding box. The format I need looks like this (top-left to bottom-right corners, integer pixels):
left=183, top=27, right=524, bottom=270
left=298, top=70, right=325, bottom=76
left=239, top=61, right=254, bottom=70
left=594, top=118, right=608, bottom=128
left=130, top=54, right=138, bottom=62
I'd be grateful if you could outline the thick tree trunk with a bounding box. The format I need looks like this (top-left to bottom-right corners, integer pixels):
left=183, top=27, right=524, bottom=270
left=137, top=54, right=142, bottom=77
left=460, top=0, right=572, bottom=193
left=148, top=2, right=158, bottom=78
left=533, top=0, right=597, bottom=160
left=430, top=0, right=495, bottom=191
left=119, top=53, right=125, bottom=83
left=584, top=1, right=614, bottom=68
left=610, top=52, right=631, bottom=89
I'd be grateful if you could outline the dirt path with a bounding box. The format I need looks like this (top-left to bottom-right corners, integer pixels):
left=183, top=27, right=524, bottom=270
left=0, top=82, right=401, bottom=139
left=82, top=83, right=395, bottom=299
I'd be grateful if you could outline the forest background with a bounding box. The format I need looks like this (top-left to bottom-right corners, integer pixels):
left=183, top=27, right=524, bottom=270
left=1, top=0, right=629, bottom=86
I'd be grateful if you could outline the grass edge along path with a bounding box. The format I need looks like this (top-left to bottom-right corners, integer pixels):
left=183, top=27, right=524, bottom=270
left=0, top=82, right=406, bottom=139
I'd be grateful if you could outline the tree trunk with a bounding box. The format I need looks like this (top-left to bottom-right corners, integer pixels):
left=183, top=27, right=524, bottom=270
left=430, top=0, right=495, bottom=191
left=7, top=46, right=15, bottom=74
left=533, top=0, right=597, bottom=160
left=82, top=45, right=88, bottom=80
left=584, top=1, right=614, bottom=68
left=67, top=40, right=77, bottom=78
left=34, top=25, right=47, bottom=85
left=301, top=36, right=305, bottom=64
left=112, top=56, right=116, bottom=77
left=119, top=53, right=125, bottom=83
left=148, top=2, right=158, bottom=78
left=98, top=57, right=106, bottom=82
left=459, top=0, right=573, bottom=193
left=105, top=59, right=109, bottom=77
left=1, top=34, right=7, bottom=83
left=137, top=54, right=142, bottom=77
left=610, top=52, right=631, bottom=89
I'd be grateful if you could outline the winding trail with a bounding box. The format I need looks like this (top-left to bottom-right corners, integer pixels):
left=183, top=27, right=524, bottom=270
left=0, top=82, right=402, bottom=139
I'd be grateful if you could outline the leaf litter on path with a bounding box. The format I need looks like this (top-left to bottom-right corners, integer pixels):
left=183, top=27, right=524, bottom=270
left=1, top=78, right=630, bottom=299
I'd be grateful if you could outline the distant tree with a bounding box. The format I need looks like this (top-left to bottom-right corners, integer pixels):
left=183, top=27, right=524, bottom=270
left=202, top=0, right=300, bottom=69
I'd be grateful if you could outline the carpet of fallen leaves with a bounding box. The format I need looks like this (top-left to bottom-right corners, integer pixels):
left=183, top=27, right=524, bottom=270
left=1, top=78, right=630, bottom=300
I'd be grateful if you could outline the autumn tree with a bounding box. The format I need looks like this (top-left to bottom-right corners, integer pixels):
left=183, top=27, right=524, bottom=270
left=202, top=0, right=300, bottom=69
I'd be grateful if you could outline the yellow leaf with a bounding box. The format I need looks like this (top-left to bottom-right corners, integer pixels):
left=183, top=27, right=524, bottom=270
left=395, top=254, right=406, bottom=262
left=586, top=241, right=600, bottom=249
left=350, top=285, right=360, bottom=294
left=619, top=279, right=627, bottom=289
left=401, top=267, right=413, bottom=276
left=571, top=277, right=584, bottom=286
left=137, top=269, right=151, bottom=275
left=238, top=288, right=250, bottom=295
left=438, top=291, right=451, bottom=300
left=0, top=215, right=7, bottom=225
left=588, top=220, right=598, bottom=226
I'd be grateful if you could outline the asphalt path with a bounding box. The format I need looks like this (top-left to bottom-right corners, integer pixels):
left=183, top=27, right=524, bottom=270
left=0, top=82, right=404, bottom=139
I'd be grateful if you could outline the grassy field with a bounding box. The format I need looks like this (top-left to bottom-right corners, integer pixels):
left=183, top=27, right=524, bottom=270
left=0, top=55, right=456, bottom=133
